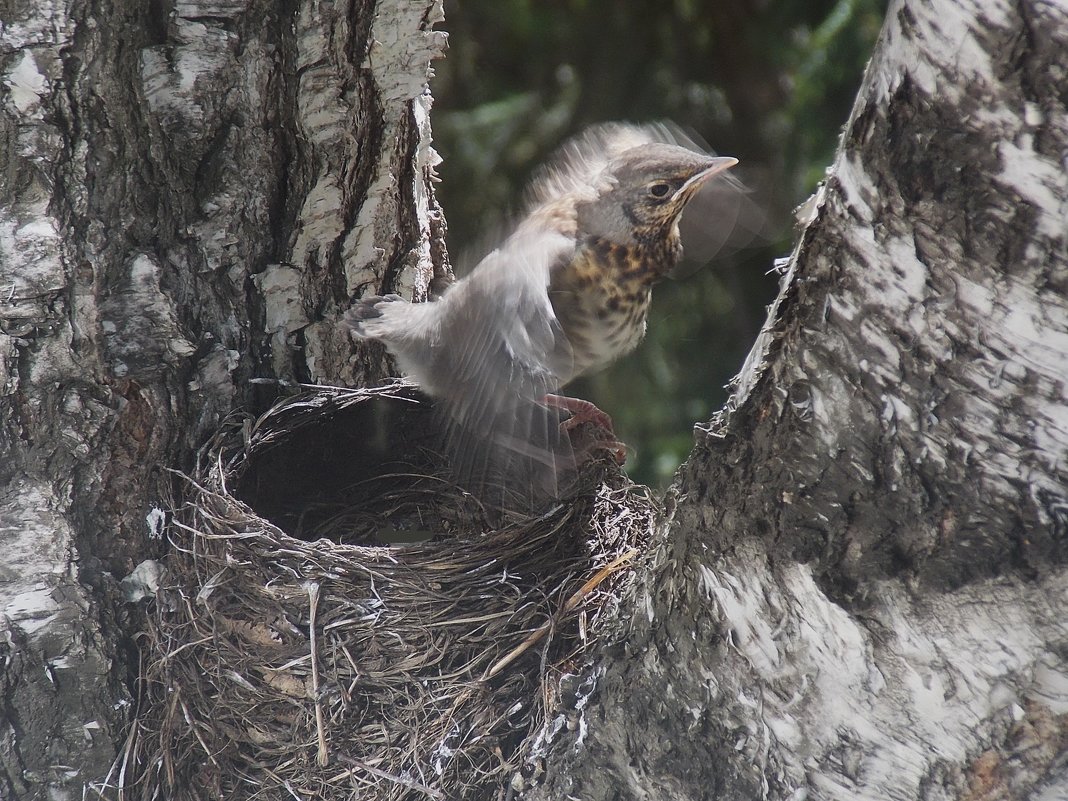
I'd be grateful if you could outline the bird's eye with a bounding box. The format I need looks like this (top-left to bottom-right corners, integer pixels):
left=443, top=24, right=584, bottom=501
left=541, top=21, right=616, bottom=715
left=649, top=182, right=672, bottom=199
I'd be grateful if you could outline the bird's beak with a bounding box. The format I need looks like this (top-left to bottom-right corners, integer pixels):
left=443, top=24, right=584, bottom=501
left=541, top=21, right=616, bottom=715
left=677, top=156, right=738, bottom=199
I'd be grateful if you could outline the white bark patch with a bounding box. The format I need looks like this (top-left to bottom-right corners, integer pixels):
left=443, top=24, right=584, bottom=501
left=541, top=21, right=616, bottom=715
left=0, top=334, right=16, bottom=395
left=174, top=0, right=251, bottom=15
left=289, top=0, right=445, bottom=382
left=710, top=556, right=1068, bottom=799
left=876, top=0, right=1012, bottom=103
left=404, top=88, right=440, bottom=302
left=365, top=0, right=448, bottom=106
left=141, top=18, right=236, bottom=131
left=190, top=346, right=240, bottom=392
left=822, top=24, right=1068, bottom=519
left=253, top=263, right=310, bottom=335
left=342, top=168, right=393, bottom=294
left=0, top=197, right=64, bottom=298
left=0, top=2, right=67, bottom=50
left=4, top=49, right=49, bottom=115
left=0, top=481, right=74, bottom=639
left=290, top=0, right=359, bottom=292
left=706, top=568, right=782, bottom=674
left=341, top=0, right=445, bottom=296
left=1031, top=657, right=1068, bottom=716
left=298, top=175, right=348, bottom=261
left=996, top=141, right=1068, bottom=239
left=102, top=254, right=195, bottom=377
left=188, top=345, right=240, bottom=431
left=0, top=192, right=65, bottom=348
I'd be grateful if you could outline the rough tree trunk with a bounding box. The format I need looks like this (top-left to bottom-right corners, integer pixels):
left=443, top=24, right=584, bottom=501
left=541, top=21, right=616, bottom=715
left=3, top=0, right=1066, bottom=799
left=0, top=1, right=445, bottom=798
left=528, top=1, right=1068, bottom=799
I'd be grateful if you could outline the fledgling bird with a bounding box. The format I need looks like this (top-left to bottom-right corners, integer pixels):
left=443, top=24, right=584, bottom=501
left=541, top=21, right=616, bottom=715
left=346, top=123, right=738, bottom=513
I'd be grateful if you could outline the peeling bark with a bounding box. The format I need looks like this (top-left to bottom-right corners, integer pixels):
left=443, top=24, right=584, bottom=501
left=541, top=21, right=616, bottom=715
left=0, top=0, right=445, bottom=797
left=3, top=0, right=1066, bottom=799
left=529, top=1, right=1068, bottom=799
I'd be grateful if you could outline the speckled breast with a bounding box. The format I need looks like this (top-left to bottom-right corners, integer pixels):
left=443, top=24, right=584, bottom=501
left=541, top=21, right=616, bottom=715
left=549, top=236, right=675, bottom=381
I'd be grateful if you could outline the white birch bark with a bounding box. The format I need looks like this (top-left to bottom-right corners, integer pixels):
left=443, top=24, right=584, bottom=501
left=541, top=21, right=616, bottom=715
left=0, top=1, right=445, bottom=797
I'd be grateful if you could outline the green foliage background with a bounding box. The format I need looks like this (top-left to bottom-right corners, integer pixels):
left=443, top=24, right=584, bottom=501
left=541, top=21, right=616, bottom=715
left=431, top=0, right=886, bottom=486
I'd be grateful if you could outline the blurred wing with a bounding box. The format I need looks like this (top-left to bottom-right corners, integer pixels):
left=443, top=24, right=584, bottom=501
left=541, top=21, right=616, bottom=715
left=673, top=169, right=770, bottom=279
left=428, top=228, right=578, bottom=514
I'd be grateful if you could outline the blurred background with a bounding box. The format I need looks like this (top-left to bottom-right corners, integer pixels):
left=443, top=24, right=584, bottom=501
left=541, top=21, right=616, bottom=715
left=431, top=0, right=887, bottom=487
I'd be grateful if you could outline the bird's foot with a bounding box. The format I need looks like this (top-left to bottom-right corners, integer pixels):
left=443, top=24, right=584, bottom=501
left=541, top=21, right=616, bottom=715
left=544, top=394, right=614, bottom=433
left=543, top=394, right=627, bottom=465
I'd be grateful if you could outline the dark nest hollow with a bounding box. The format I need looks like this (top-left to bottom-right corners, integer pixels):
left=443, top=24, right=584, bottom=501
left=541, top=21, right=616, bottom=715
left=116, top=383, right=656, bottom=800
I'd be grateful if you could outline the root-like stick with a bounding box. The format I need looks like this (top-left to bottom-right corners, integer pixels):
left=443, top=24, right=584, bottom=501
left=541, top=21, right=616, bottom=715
left=307, top=581, right=329, bottom=767
left=485, top=548, right=638, bottom=679
left=335, top=755, right=445, bottom=799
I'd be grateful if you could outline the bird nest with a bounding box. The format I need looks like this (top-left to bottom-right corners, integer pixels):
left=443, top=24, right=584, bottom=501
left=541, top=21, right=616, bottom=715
left=115, top=383, right=655, bottom=800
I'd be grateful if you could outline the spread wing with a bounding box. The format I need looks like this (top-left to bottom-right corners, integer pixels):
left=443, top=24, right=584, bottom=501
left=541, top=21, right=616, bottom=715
left=351, top=228, right=578, bottom=515
left=430, top=228, right=578, bottom=515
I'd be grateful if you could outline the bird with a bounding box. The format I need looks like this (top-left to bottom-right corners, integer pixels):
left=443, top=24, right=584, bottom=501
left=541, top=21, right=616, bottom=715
left=345, top=123, right=739, bottom=514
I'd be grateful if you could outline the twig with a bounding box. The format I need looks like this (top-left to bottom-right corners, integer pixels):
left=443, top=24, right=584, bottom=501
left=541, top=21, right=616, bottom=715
left=485, top=548, right=639, bottom=679
left=307, top=581, right=329, bottom=767
left=335, top=755, right=445, bottom=799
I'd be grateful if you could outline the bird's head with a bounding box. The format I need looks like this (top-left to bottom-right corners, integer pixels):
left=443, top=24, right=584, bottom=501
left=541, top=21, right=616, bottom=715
left=578, top=143, right=738, bottom=247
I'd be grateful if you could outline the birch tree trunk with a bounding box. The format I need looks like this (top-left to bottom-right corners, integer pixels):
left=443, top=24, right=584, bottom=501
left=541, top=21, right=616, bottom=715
left=0, top=1, right=445, bottom=798
left=527, top=1, right=1068, bottom=798
left=3, top=0, right=1067, bottom=799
